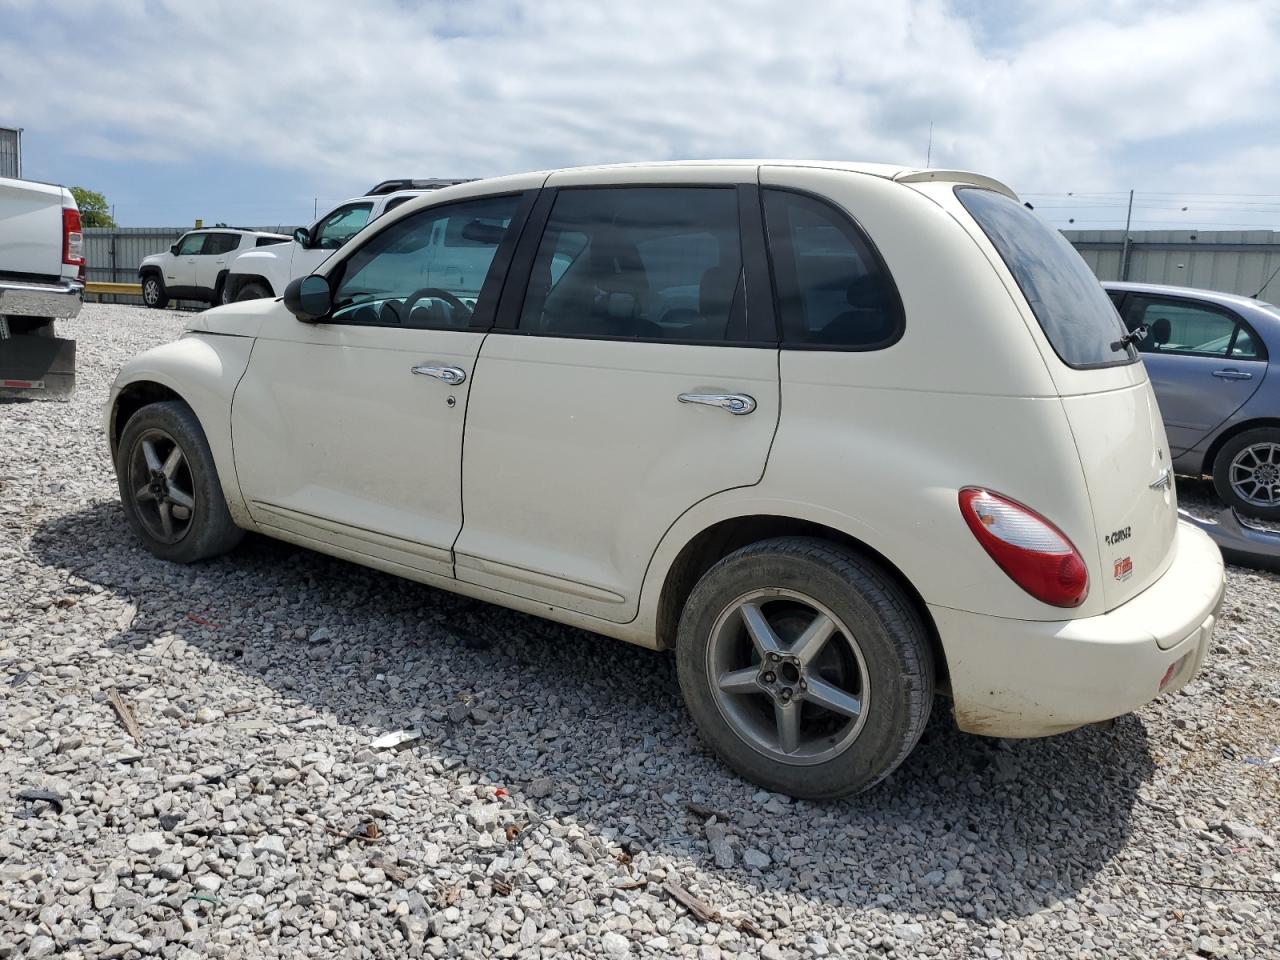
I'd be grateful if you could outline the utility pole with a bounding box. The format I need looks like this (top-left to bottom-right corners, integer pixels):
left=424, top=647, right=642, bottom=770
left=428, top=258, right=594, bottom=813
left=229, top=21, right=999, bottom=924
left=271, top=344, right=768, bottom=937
left=1119, top=188, right=1135, bottom=281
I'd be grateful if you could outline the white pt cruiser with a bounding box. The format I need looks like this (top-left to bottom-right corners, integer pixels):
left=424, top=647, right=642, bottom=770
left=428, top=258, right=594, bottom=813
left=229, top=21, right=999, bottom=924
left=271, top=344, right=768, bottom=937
left=107, top=161, right=1226, bottom=799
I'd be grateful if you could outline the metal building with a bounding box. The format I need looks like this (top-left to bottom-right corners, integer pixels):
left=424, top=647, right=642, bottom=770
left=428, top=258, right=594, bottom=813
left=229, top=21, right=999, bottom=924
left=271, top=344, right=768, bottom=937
left=1066, top=229, right=1280, bottom=301
left=0, top=126, right=21, bottom=178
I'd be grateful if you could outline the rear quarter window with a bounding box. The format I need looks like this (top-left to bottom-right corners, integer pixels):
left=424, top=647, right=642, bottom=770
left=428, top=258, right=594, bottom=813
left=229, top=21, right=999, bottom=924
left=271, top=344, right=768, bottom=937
left=957, top=187, right=1134, bottom=369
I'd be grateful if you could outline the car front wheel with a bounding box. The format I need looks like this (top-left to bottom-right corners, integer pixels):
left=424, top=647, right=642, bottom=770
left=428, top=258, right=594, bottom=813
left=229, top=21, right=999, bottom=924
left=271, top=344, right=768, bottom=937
left=116, top=400, right=243, bottom=563
left=141, top=275, right=169, bottom=309
left=1213, top=426, right=1280, bottom=521
left=676, top=537, right=934, bottom=799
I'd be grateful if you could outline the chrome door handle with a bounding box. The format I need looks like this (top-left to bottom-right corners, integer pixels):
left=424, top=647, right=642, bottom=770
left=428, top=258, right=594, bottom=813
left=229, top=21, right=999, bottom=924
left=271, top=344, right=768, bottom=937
left=678, top=392, right=756, bottom=415
left=1212, top=369, right=1252, bottom=380
left=411, top=363, right=466, bottom=385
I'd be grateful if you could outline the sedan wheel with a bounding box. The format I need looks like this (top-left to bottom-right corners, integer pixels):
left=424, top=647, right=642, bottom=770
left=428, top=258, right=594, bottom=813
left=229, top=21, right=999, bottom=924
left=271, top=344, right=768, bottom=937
left=1229, top=442, right=1280, bottom=509
left=1213, top=426, right=1280, bottom=521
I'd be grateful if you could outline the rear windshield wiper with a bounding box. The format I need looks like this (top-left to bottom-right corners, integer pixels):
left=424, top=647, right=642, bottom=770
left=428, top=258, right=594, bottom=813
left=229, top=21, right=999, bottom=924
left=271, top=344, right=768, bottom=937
left=1111, top=324, right=1147, bottom=353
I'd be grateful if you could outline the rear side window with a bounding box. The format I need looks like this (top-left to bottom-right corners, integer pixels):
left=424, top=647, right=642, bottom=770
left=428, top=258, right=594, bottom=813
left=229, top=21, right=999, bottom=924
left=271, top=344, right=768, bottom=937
left=206, top=233, right=240, bottom=255
left=763, top=189, right=903, bottom=349
left=518, top=187, right=745, bottom=343
left=1121, top=295, right=1265, bottom=360
left=958, top=187, right=1134, bottom=368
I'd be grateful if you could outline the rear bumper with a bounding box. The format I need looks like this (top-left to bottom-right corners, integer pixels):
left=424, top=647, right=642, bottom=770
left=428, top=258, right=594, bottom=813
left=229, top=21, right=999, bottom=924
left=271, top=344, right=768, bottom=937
left=0, top=277, right=84, bottom=320
left=931, top=521, right=1225, bottom=737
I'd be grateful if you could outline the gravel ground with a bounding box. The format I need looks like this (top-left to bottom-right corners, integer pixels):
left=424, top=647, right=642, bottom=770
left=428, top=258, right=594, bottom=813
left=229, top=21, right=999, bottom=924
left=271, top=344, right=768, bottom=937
left=2, top=303, right=1279, bottom=960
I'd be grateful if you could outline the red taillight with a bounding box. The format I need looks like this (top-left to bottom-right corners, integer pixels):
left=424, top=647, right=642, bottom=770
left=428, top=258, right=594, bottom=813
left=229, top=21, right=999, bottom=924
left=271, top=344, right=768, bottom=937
left=63, top=207, right=84, bottom=268
left=959, top=487, right=1089, bottom=608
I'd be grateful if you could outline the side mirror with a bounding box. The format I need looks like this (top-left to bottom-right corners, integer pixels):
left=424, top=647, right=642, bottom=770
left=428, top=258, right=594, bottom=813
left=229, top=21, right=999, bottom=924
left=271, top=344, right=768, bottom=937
left=283, top=274, right=332, bottom=322
left=292, top=227, right=312, bottom=248
left=170, top=243, right=180, bottom=255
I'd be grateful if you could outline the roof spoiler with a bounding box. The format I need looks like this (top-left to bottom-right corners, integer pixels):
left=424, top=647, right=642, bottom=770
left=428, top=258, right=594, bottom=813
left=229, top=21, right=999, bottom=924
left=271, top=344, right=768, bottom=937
left=893, top=169, right=1018, bottom=200
left=364, top=178, right=476, bottom=196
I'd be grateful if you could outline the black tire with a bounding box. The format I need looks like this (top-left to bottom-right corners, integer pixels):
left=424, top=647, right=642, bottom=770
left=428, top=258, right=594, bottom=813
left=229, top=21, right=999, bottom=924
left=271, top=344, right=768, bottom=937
left=676, top=537, right=934, bottom=799
left=235, top=281, right=271, bottom=302
left=141, top=274, right=169, bottom=309
left=116, top=400, right=243, bottom=563
left=1212, top=426, right=1280, bottom=521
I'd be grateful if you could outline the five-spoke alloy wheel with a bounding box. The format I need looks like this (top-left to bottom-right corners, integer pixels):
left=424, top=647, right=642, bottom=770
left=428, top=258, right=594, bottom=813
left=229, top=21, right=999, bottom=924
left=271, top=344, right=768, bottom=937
left=116, top=400, right=243, bottom=563
left=708, top=589, right=870, bottom=765
left=677, top=537, right=934, bottom=799
left=128, top=428, right=197, bottom=544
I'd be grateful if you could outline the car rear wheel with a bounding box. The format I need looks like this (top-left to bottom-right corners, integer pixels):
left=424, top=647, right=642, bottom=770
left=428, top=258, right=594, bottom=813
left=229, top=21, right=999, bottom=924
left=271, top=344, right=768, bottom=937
left=141, top=275, right=168, bottom=309
left=235, top=281, right=271, bottom=302
left=675, top=537, right=934, bottom=799
left=116, top=400, right=243, bottom=563
left=1213, top=426, right=1280, bottom=521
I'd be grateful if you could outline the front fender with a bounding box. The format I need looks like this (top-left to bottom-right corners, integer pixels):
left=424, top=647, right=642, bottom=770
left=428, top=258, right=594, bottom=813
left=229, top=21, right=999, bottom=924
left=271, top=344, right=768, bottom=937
left=106, top=334, right=256, bottom=527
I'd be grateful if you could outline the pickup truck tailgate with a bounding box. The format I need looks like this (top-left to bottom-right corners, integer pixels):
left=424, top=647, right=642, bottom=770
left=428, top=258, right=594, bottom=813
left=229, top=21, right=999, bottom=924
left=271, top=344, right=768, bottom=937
left=0, top=177, right=65, bottom=278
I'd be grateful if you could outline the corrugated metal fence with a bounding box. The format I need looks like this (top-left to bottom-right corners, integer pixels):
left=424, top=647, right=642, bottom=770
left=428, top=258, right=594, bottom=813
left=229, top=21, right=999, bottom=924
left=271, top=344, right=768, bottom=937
left=1064, top=230, right=1280, bottom=301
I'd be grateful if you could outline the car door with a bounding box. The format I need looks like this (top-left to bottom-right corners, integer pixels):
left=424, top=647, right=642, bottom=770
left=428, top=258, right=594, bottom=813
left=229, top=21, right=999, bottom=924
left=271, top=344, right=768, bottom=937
left=167, top=232, right=206, bottom=293
left=196, top=232, right=240, bottom=295
left=454, top=175, right=780, bottom=622
left=1118, top=293, right=1267, bottom=455
left=294, top=202, right=374, bottom=278
left=231, top=192, right=531, bottom=579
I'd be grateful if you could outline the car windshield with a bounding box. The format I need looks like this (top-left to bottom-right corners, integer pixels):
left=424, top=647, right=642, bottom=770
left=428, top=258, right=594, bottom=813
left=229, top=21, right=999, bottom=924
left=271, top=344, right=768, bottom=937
left=958, top=187, right=1135, bottom=368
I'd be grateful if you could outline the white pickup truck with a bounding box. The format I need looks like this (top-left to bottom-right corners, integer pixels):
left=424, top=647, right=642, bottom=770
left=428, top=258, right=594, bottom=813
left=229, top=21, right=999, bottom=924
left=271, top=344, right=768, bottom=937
left=0, top=175, right=84, bottom=398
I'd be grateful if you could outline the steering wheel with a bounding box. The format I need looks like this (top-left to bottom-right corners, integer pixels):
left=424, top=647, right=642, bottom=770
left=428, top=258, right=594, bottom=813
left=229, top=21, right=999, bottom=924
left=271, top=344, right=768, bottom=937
left=402, top=287, right=472, bottom=324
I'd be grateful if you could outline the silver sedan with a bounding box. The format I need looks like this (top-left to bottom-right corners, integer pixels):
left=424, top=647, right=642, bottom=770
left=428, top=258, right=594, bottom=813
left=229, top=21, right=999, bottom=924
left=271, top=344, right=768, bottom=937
left=1106, top=281, right=1280, bottom=519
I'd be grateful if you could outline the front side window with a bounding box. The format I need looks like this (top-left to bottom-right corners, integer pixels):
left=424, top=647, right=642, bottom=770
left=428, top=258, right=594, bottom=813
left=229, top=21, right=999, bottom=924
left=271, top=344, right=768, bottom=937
left=518, top=187, right=745, bottom=342
left=763, top=190, right=902, bottom=348
left=958, top=187, right=1134, bottom=368
left=331, top=194, right=521, bottom=328
left=1122, top=296, right=1261, bottom=359
left=313, top=203, right=373, bottom=250
left=175, top=233, right=206, bottom=256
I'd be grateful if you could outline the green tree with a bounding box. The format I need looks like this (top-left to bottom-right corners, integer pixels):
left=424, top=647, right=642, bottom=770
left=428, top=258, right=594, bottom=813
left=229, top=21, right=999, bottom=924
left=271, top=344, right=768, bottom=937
left=69, top=186, right=115, bottom=227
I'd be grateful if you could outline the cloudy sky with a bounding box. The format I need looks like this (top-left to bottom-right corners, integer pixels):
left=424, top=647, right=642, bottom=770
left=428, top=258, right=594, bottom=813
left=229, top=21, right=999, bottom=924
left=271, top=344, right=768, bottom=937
left=1, top=0, right=1278, bottom=229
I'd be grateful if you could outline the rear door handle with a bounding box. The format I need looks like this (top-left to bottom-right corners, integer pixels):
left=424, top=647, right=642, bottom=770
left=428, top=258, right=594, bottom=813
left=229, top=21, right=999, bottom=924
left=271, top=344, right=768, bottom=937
left=1212, top=368, right=1253, bottom=380
left=678, top=392, right=756, bottom=415
left=412, top=363, right=466, bottom=385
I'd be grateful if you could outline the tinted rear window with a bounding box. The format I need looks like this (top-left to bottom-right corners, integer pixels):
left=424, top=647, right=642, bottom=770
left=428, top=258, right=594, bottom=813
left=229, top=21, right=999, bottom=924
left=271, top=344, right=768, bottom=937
left=958, top=187, right=1134, bottom=368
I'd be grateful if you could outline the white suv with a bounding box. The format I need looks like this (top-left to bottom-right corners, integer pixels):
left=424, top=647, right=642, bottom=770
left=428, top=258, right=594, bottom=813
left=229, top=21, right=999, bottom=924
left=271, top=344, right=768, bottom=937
left=221, top=178, right=470, bottom=303
left=107, top=162, right=1225, bottom=798
left=138, top=228, right=289, bottom=308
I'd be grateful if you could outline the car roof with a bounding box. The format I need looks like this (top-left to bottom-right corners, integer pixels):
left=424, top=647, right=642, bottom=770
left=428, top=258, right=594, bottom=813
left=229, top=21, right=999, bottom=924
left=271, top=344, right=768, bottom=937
left=1103, top=280, right=1278, bottom=313
left=187, top=227, right=290, bottom=237
left=376, top=161, right=1017, bottom=218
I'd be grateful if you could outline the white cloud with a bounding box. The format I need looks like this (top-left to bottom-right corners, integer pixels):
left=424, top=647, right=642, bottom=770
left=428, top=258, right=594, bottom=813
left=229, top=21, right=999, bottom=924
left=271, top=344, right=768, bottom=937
left=1, top=0, right=1277, bottom=202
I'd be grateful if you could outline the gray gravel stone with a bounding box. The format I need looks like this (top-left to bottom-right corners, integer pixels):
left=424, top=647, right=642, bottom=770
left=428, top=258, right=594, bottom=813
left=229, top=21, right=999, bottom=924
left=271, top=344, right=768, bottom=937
left=1, top=304, right=1277, bottom=960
